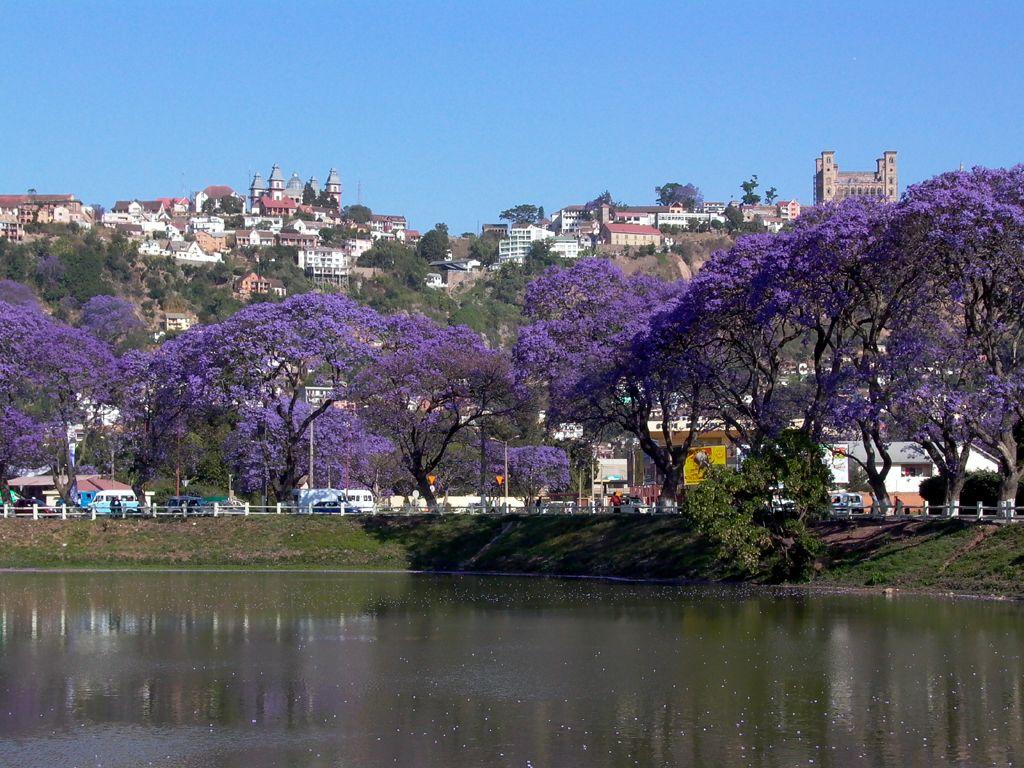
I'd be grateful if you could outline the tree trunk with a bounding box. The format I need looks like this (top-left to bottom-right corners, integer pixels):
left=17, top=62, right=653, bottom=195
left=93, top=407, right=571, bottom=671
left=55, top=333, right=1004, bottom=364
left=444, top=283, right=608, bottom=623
left=945, top=471, right=966, bottom=508
left=999, top=470, right=1023, bottom=506
left=416, top=474, right=438, bottom=511
left=659, top=464, right=682, bottom=507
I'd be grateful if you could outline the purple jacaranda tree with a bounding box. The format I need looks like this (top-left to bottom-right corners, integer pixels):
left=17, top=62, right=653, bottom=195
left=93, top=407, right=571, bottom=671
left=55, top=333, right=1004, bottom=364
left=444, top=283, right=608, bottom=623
left=79, top=295, right=145, bottom=350
left=886, top=322, right=982, bottom=507
left=175, top=293, right=382, bottom=500
left=0, top=302, right=115, bottom=503
left=516, top=259, right=710, bottom=503
left=502, top=445, right=570, bottom=501
left=0, top=406, right=45, bottom=503
left=893, top=166, right=1024, bottom=503
left=785, top=198, right=928, bottom=508
left=0, top=280, right=38, bottom=308
left=354, top=313, right=521, bottom=509
left=224, top=401, right=392, bottom=500
left=657, top=234, right=804, bottom=451
left=109, top=345, right=191, bottom=502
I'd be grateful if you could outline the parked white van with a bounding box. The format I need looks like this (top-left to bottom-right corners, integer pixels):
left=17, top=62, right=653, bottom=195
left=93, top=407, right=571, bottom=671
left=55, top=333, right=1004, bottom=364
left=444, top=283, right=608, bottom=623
left=341, top=489, right=375, bottom=514
left=90, top=490, right=141, bottom=516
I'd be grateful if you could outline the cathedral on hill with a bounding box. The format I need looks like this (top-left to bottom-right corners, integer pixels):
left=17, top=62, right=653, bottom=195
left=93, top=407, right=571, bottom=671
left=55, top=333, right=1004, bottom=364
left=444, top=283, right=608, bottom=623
left=249, top=164, right=341, bottom=214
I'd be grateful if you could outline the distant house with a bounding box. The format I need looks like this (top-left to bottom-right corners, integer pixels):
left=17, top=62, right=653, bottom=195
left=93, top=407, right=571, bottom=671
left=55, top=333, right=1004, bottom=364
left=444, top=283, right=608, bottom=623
left=401, top=229, right=421, bottom=244
left=0, top=193, right=91, bottom=225
left=369, top=214, right=407, bottom=238
left=297, top=245, right=351, bottom=287
left=276, top=230, right=318, bottom=250
left=235, top=229, right=277, bottom=248
left=138, top=239, right=170, bottom=257
left=831, top=440, right=999, bottom=506
left=234, top=271, right=287, bottom=299
left=168, top=240, right=221, bottom=264
left=258, top=195, right=298, bottom=217
left=164, top=312, right=196, bottom=333
left=189, top=215, right=225, bottom=234
left=193, top=185, right=241, bottom=213
left=0, top=214, right=26, bottom=242
left=194, top=230, right=229, bottom=254
left=498, top=223, right=555, bottom=264
left=424, top=272, right=444, bottom=289
left=600, top=222, right=662, bottom=247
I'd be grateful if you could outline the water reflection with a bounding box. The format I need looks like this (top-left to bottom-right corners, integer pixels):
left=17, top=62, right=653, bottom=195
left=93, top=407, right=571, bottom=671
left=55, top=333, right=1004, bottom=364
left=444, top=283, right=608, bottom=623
left=0, top=572, right=1021, bottom=767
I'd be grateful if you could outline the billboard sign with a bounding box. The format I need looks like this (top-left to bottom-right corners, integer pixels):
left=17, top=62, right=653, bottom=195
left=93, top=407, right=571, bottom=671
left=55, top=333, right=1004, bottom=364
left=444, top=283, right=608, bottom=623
left=684, top=445, right=727, bottom=485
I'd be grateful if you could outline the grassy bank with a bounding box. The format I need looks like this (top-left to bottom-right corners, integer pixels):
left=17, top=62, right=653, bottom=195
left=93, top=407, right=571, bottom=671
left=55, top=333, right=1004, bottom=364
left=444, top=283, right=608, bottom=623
left=1, top=515, right=1023, bottom=597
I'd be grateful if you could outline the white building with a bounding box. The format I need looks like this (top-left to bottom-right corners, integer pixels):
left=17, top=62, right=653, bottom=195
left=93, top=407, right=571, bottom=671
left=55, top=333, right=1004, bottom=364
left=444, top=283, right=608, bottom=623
left=169, top=240, right=222, bottom=264
left=189, top=216, right=225, bottom=235
left=241, top=214, right=283, bottom=232
left=424, top=272, right=444, bottom=289
left=498, top=224, right=555, bottom=264
left=297, top=245, right=351, bottom=287
left=550, top=236, right=580, bottom=259
left=138, top=239, right=170, bottom=257
left=832, top=441, right=998, bottom=501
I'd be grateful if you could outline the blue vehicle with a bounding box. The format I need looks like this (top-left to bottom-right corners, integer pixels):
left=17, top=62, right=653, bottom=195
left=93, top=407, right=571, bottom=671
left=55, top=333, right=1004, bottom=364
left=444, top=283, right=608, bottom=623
left=89, top=490, right=141, bottom=516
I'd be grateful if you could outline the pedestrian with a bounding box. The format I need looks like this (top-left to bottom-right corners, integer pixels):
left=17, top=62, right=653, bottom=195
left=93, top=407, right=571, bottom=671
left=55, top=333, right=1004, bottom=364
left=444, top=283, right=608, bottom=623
left=111, top=496, right=122, bottom=517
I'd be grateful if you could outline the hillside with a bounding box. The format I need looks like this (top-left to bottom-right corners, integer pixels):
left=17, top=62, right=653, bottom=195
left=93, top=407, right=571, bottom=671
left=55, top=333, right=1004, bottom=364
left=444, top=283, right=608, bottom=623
left=0, top=226, right=733, bottom=346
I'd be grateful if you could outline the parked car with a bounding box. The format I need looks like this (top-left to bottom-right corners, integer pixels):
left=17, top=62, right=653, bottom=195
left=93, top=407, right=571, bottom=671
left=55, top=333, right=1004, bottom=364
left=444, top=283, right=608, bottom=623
left=90, top=490, right=141, bottom=516
left=167, top=495, right=205, bottom=513
left=541, top=501, right=578, bottom=514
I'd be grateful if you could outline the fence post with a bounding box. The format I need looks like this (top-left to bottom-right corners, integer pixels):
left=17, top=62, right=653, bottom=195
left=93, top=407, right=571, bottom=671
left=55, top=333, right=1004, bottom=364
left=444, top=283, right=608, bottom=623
left=244, top=502, right=250, bottom=516
left=213, top=502, right=219, bottom=518
left=61, top=505, right=67, bottom=520
left=91, top=506, right=96, bottom=521
left=2, top=503, right=8, bottom=518
left=951, top=501, right=959, bottom=518
left=977, top=501, right=984, bottom=519
left=32, top=503, right=38, bottom=520
left=276, top=502, right=281, bottom=515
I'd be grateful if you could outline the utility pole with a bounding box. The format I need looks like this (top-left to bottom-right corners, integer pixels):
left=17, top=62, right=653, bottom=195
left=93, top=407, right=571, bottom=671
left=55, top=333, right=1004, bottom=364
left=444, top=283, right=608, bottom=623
left=479, top=425, right=488, bottom=510
left=503, top=440, right=509, bottom=511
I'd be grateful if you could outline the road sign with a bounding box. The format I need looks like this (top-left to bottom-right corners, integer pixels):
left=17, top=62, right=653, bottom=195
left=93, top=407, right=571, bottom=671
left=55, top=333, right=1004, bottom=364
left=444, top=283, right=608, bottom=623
left=302, top=386, right=334, bottom=407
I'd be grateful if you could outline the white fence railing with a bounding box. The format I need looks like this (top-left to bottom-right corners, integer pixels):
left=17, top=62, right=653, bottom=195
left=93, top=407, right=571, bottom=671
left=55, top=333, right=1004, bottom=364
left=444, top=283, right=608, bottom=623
left=2, top=501, right=1023, bottom=521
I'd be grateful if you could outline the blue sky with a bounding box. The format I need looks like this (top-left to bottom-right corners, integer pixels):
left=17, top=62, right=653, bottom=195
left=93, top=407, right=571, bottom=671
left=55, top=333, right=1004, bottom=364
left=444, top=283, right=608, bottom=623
left=2, top=1, right=1022, bottom=232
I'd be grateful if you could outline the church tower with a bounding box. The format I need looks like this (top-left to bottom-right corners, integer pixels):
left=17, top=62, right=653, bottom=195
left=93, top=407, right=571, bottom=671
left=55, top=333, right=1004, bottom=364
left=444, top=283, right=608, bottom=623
left=267, top=164, right=285, bottom=201
left=249, top=171, right=267, bottom=213
left=325, top=168, right=342, bottom=210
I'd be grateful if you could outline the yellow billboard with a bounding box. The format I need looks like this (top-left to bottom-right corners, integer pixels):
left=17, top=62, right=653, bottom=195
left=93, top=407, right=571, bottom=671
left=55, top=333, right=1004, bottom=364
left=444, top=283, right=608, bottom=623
left=684, top=445, right=727, bottom=485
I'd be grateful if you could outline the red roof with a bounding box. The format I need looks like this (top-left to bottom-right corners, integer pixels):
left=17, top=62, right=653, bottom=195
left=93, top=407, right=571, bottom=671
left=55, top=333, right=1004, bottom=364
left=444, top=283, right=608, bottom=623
left=202, top=185, right=235, bottom=199
left=260, top=195, right=297, bottom=210
left=603, top=223, right=662, bottom=236
left=0, top=194, right=75, bottom=207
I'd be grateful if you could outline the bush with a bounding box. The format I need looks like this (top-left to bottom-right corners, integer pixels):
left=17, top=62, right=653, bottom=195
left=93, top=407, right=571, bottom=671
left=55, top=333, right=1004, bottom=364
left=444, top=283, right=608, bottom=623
left=683, top=431, right=827, bottom=581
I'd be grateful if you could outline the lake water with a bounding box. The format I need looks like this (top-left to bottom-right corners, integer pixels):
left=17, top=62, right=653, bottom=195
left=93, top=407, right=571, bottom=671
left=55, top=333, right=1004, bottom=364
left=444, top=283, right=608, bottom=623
left=0, top=572, right=1022, bottom=767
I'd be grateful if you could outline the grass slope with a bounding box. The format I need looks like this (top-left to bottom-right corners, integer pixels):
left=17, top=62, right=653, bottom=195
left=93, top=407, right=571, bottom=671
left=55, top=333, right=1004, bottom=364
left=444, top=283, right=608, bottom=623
left=3, top=516, right=1024, bottom=597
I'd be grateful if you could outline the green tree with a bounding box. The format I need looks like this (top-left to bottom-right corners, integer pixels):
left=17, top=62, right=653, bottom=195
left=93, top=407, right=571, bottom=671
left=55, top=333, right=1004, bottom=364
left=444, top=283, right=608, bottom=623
left=685, top=431, right=828, bottom=580
left=740, top=175, right=761, bottom=205
left=499, top=204, right=542, bottom=225
left=417, top=224, right=450, bottom=262
left=723, top=203, right=744, bottom=233
left=764, top=186, right=778, bottom=205
left=343, top=204, right=372, bottom=224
